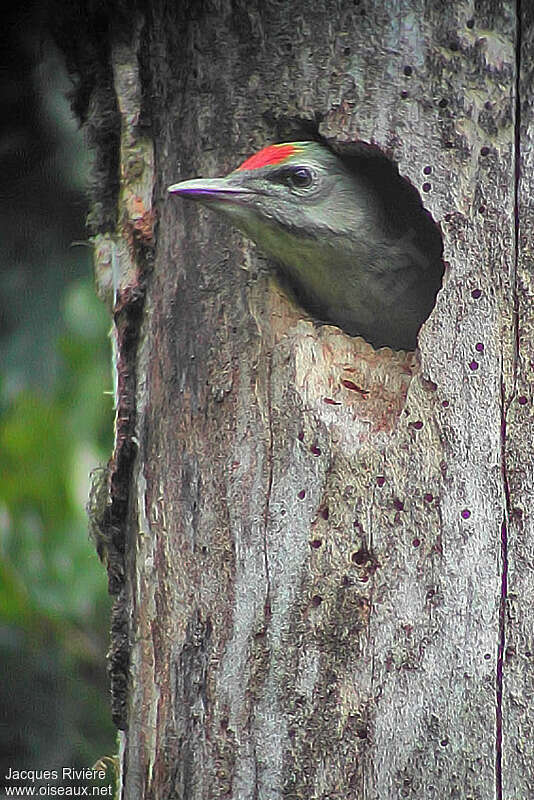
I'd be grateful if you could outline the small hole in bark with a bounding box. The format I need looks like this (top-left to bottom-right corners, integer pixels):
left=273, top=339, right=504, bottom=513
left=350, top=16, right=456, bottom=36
left=442, top=400, right=449, bottom=407
left=461, top=509, right=471, bottom=519
left=518, top=396, right=528, bottom=405
left=480, top=146, right=490, bottom=156
left=352, top=548, right=369, bottom=565
left=450, top=41, right=459, bottom=51
left=424, top=493, right=434, bottom=503
left=320, top=507, right=329, bottom=519
left=484, top=653, right=491, bottom=660
left=439, top=98, right=448, bottom=108
left=310, top=444, right=321, bottom=456
left=411, top=420, right=423, bottom=429
left=466, top=18, right=475, bottom=28
left=401, top=90, right=409, bottom=99
left=403, top=65, right=413, bottom=76
left=412, top=538, right=421, bottom=547
left=393, top=498, right=405, bottom=511
left=342, top=378, right=369, bottom=395
left=440, top=737, right=449, bottom=746
left=475, top=342, right=484, bottom=352
left=297, top=489, right=306, bottom=499
left=471, top=288, right=482, bottom=299
left=344, top=46, right=351, bottom=55
left=422, top=182, right=431, bottom=192
left=423, top=165, right=432, bottom=175
left=311, top=594, right=323, bottom=607
left=469, top=360, right=479, bottom=371
left=310, top=539, right=322, bottom=549
left=376, top=475, right=385, bottom=487
left=297, top=430, right=304, bottom=441
left=478, top=205, right=486, bottom=214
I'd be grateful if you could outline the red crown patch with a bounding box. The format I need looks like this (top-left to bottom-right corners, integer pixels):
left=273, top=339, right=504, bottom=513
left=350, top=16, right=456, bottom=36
left=235, top=143, right=301, bottom=172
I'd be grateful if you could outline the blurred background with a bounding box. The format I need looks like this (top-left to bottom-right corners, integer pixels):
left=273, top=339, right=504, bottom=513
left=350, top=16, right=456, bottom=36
left=0, top=1, right=116, bottom=780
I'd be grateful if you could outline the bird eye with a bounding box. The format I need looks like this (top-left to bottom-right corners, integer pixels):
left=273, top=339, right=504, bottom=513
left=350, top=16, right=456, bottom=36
left=288, top=167, right=313, bottom=189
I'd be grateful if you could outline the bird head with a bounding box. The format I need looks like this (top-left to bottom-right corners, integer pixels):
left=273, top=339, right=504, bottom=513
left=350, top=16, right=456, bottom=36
left=167, top=142, right=378, bottom=246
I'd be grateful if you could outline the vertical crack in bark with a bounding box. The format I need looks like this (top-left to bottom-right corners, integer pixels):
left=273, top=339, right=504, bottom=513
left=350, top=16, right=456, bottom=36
left=496, top=3, right=522, bottom=797
left=512, top=0, right=523, bottom=394
left=263, top=349, right=274, bottom=607
left=495, top=505, right=508, bottom=800
left=253, top=346, right=274, bottom=800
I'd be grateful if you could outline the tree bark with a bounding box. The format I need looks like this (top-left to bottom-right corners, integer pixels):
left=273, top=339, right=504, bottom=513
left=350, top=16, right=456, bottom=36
left=54, top=0, right=534, bottom=798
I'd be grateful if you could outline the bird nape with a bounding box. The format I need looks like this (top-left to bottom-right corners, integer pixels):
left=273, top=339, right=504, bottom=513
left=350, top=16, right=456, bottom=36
left=168, top=141, right=444, bottom=351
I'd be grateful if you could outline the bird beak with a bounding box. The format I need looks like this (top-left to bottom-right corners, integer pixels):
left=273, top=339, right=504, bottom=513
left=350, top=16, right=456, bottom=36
left=167, top=177, right=252, bottom=202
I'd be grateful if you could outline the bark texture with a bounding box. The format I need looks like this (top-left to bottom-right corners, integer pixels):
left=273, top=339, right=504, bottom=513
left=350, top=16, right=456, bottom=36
left=55, top=0, right=534, bottom=798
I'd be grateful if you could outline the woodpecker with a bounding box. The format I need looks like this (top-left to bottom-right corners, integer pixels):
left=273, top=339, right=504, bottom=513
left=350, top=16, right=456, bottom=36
left=168, top=142, right=443, bottom=350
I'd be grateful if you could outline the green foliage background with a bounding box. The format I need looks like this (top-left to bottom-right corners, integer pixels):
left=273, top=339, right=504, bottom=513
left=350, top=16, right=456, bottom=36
left=0, top=13, right=116, bottom=777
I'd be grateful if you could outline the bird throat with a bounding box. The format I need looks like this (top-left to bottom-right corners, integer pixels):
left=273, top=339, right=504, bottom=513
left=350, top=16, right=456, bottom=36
left=234, top=215, right=398, bottom=344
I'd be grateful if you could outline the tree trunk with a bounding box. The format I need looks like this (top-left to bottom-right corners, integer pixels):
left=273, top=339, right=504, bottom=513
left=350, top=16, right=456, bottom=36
left=54, top=0, right=534, bottom=798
